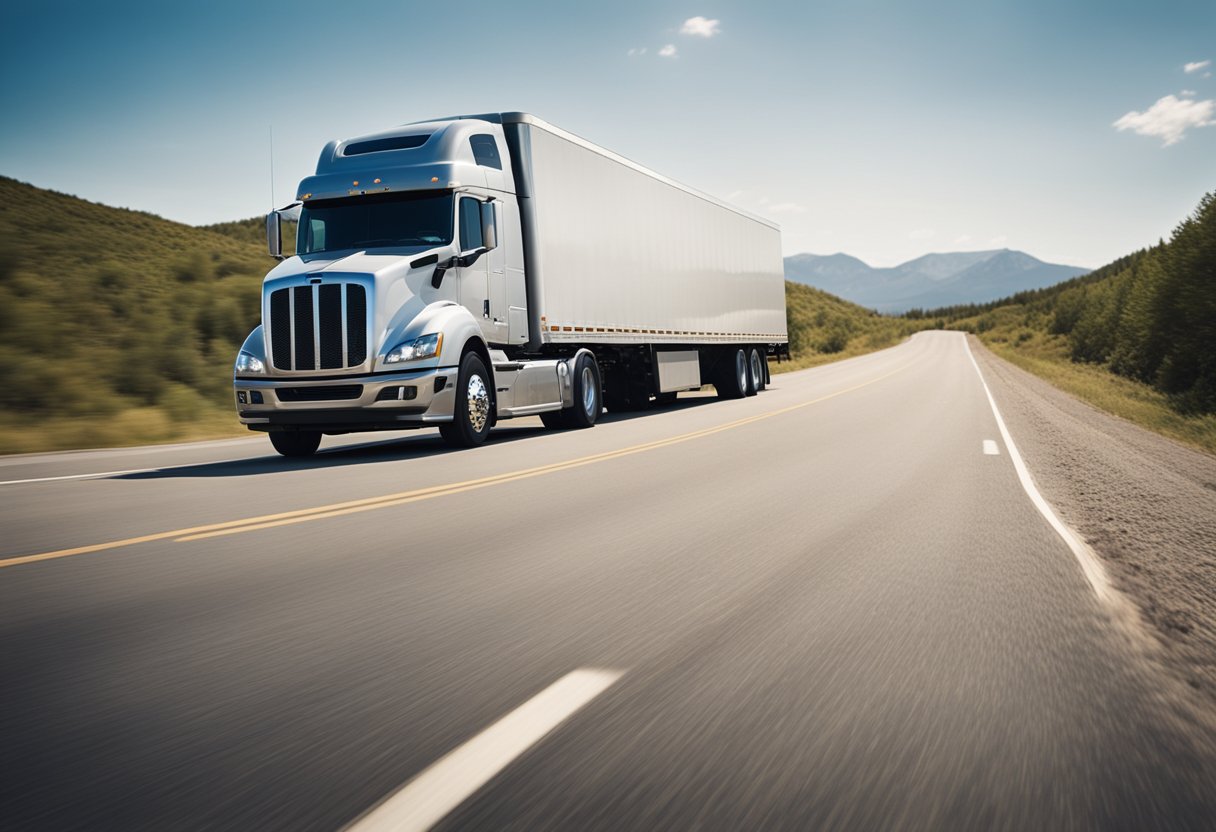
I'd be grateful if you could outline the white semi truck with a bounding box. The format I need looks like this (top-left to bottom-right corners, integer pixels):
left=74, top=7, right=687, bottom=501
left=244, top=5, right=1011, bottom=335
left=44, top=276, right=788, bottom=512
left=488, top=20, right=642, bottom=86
left=234, top=113, right=788, bottom=455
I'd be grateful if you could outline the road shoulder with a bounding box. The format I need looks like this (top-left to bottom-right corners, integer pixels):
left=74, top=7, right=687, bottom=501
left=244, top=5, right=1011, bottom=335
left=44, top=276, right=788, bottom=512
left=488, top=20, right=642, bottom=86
left=970, top=336, right=1216, bottom=707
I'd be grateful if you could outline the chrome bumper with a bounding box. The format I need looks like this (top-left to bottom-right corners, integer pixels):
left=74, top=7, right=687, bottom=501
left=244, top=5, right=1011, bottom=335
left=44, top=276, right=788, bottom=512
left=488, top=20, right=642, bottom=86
left=233, top=366, right=458, bottom=429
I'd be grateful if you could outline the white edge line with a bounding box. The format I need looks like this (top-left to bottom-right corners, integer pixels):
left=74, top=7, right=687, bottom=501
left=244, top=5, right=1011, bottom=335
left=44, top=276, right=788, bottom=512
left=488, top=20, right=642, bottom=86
left=963, top=336, right=1114, bottom=603
left=346, top=668, right=625, bottom=832
left=0, top=467, right=164, bottom=486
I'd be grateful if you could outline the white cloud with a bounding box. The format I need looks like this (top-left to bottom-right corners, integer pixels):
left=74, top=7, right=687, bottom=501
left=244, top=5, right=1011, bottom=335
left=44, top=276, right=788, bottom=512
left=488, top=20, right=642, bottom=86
left=627, top=47, right=647, bottom=57
left=658, top=44, right=677, bottom=58
left=908, top=228, right=935, bottom=240
left=952, top=235, right=972, bottom=245
left=681, top=16, right=721, bottom=38
left=1113, top=94, right=1216, bottom=146
left=1181, top=89, right=1197, bottom=97
left=989, top=235, right=1008, bottom=246
left=767, top=202, right=808, bottom=214
left=1184, top=59, right=1211, bottom=74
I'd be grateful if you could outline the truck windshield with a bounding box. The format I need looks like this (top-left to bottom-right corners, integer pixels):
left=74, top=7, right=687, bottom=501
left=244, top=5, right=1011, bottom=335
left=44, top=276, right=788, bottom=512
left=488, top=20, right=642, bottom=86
left=298, top=191, right=453, bottom=254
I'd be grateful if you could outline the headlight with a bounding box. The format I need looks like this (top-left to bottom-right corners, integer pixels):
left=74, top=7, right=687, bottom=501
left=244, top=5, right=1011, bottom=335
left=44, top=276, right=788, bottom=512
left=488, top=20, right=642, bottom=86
left=235, top=351, right=265, bottom=374
left=385, top=333, right=443, bottom=364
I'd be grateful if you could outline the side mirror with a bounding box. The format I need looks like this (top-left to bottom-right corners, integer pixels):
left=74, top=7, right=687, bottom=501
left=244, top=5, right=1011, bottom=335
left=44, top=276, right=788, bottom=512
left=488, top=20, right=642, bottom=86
left=266, top=212, right=283, bottom=259
left=431, top=256, right=459, bottom=289
left=480, top=201, right=497, bottom=251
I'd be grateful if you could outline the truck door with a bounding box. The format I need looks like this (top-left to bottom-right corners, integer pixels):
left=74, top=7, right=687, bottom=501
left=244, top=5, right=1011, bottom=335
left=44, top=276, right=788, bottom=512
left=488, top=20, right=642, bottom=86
left=456, top=195, right=489, bottom=329
left=484, top=201, right=509, bottom=344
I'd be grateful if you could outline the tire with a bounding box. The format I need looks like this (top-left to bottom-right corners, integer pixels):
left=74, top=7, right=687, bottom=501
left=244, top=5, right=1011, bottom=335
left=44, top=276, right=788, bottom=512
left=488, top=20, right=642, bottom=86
left=439, top=351, right=493, bottom=448
left=654, top=391, right=677, bottom=406
left=716, top=348, right=749, bottom=399
left=269, top=430, right=321, bottom=457
left=748, top=347, right=765, bottom=395
left=564, top=353, right=601, bottom=429
left=541, top=354, right=601, bottom=430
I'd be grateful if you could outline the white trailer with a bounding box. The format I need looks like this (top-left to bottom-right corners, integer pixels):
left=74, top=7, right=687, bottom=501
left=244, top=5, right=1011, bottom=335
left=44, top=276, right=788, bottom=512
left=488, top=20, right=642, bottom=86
left=234, top=113, right=787, bottom=455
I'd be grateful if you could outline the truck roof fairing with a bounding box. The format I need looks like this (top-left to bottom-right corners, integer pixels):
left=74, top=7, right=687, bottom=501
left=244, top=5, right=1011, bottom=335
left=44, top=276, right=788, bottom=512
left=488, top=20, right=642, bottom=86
left=296, top=118, right=504, bottom=202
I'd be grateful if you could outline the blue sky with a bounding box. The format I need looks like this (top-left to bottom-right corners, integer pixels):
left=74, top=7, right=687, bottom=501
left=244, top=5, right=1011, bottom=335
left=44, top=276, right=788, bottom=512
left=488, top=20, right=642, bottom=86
left=1, top=0, right=1213, bottom=266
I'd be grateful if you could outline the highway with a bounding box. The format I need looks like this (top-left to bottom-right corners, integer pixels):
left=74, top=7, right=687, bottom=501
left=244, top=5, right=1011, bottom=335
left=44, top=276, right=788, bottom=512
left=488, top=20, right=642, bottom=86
left=2, top=331, right=1213, bottom=830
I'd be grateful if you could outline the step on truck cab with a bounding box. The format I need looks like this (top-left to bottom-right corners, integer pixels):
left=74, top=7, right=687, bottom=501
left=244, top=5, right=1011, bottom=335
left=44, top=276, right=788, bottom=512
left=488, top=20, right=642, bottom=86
left=234, top=113, right=788, bottom=456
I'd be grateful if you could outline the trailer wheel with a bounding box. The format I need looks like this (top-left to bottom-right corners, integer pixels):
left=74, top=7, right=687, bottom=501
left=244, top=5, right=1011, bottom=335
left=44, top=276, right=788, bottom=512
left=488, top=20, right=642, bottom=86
left=716, top=348, right=749, bottom=399
left=439, top=352, right=493, bottom=448
left=748, top=347, right=765, bottom=394
left=269, top=430, right=322, bottom=457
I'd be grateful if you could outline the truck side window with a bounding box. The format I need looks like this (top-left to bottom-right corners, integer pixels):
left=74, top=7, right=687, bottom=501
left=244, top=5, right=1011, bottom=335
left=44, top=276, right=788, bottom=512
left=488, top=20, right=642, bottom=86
left=459, top=197, right=483, bottom=252
left=469, top=135, right=502, bottom=170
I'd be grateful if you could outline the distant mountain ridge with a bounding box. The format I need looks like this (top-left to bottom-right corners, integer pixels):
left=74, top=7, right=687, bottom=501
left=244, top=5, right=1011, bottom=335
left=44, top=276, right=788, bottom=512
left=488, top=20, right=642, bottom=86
left=784, top=249, right=1089, bottom=312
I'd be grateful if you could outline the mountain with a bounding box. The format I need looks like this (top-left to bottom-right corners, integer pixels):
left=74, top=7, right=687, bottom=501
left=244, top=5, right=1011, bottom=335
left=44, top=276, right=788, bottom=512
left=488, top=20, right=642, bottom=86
left=785, top=249, right=1089, bottom=313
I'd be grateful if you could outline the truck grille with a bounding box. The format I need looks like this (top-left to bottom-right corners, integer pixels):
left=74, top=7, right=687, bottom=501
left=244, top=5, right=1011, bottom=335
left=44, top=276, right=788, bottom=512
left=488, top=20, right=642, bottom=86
left=269, top=283, right=367, bottom=371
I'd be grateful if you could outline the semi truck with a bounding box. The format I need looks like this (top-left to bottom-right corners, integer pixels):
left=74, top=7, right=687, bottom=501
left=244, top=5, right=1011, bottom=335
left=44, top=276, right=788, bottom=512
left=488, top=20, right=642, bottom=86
left=234, top=112, right=788, bottom=456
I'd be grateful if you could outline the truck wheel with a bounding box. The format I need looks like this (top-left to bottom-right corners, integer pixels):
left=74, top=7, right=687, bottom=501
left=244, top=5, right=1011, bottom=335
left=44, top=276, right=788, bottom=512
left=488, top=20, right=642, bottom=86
left=716, top=348, right=749, bottom=399
left=748, top=347, right=765, bottom=394
left=269, top=430, right=321, bottom=457
left=540, top=354, right=601, bottom=430
left=439, top=352, right=493, bottom=448
left=564, top=353, right=601, bottom=428
left=654, top=391, right=677, bottom=405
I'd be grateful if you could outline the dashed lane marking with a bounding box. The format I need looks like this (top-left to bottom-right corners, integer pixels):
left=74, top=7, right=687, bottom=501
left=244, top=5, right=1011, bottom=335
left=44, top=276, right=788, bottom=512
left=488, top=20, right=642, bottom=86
left=344, top=668, right=624, bottom=832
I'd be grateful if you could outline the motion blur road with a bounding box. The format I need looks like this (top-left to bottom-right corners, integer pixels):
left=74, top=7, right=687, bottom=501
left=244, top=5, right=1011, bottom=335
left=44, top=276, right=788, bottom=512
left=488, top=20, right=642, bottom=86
left=2, top=331, right=1213, bottom=830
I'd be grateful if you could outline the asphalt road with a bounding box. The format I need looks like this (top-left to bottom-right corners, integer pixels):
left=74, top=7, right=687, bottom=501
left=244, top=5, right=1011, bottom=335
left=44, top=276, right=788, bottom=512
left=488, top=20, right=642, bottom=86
left=2, top=331, right=1213, bottom=830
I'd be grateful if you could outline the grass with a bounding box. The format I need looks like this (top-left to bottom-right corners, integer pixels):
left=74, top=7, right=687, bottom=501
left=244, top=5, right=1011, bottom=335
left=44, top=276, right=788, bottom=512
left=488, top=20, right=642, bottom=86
left=972, top=324, right=1216, bottom=455
left=0, top=405, right=251, bottom=456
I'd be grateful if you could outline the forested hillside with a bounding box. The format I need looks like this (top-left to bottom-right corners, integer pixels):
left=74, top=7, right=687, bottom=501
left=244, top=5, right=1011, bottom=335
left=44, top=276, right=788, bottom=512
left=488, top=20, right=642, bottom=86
left=921, top=192, right=1215, bottom=416
left=0, top=178, right=894, bottom=452
left=915, top=192, right=1216, bottom=452
left=782, top=281, right=928, bottom=369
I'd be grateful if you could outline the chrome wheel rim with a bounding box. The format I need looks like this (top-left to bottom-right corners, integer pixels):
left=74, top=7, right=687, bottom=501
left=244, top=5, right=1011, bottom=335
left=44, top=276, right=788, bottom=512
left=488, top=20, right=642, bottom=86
left=466, top=374, right=490, bottom=433
left=736, top=350, right=747, bottom=393
left=750, top=350, right=763, bottom=387
left=580, top=366, right=597, bottom=416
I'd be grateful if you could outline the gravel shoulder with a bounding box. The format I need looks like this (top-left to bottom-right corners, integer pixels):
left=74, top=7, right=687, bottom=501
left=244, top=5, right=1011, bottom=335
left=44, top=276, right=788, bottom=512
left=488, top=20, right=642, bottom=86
left=971, top=335, right=1216, bottom=704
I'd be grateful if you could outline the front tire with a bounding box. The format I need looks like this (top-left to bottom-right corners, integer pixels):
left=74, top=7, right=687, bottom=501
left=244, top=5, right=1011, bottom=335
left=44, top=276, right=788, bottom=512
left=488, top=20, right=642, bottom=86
left=439, top=352, right=493, bottom=448
left=269, top=430, right=321, bottom=457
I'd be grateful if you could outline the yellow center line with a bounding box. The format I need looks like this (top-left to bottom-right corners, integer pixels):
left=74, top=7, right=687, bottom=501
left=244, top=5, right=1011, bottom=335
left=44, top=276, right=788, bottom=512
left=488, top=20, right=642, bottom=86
left=0, top=362, right=911, bottom=569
